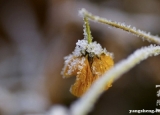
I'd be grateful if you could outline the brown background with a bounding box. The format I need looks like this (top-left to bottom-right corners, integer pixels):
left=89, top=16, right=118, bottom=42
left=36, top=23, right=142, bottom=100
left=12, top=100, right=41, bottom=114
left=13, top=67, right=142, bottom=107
left=0, top=0, right=160, bottom=115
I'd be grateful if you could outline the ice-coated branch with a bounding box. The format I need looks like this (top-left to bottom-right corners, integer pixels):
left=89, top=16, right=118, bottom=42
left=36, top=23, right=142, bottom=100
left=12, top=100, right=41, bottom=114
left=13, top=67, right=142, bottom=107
left=70, top=45, right=160, bottom=115
left=79, top=8, right=160, bottom=45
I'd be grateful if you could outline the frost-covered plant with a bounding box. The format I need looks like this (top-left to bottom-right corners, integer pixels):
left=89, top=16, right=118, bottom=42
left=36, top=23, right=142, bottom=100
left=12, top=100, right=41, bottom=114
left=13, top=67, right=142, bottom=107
left=60, top=8, right=160, bottom=115
left=61, top=17, right=114, bottom=97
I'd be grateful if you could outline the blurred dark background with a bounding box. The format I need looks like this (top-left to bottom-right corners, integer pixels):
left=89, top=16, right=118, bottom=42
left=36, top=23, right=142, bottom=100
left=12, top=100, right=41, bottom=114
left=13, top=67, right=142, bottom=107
left=0, top=0, right=160, bottom=115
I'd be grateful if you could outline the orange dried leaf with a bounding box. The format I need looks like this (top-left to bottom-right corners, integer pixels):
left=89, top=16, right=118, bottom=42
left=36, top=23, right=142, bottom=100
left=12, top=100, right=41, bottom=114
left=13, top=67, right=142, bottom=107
left=91, top=54, right=114, bottom=90
left=70, top=57, right=93, bottom=97
left=68, top=54, right=114, bottom=97
left=62, top=38, right=114, bottom=97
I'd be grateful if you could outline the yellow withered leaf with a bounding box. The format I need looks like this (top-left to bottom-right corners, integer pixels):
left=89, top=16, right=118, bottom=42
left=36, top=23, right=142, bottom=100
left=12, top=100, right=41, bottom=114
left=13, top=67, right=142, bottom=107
left=62, top=54, right=114, bottom=97
left=91, top=54, right=114, bottom=90
left=70, top=57, right=93, bottom=97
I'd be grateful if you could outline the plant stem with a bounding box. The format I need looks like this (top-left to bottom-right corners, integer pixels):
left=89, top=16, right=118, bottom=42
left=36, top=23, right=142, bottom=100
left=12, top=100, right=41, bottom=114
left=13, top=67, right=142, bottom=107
left=84, top=17, right=92, bottom=43
left=80, top=8, right=160, bottom=45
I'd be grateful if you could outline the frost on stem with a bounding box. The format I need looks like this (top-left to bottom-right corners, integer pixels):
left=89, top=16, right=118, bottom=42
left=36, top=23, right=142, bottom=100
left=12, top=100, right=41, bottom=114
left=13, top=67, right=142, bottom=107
left=79, top=8, right=160, bottom=45
left=83, top=17, right=93, bottom=43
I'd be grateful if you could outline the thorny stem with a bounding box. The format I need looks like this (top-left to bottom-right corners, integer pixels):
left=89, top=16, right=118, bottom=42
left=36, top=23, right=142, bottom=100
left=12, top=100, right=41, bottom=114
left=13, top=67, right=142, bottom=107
left=70, top=45, right=160, bottom=115
left=84, top=17, right=92, bottom=43
left=80, top=8, right=160, bottom=45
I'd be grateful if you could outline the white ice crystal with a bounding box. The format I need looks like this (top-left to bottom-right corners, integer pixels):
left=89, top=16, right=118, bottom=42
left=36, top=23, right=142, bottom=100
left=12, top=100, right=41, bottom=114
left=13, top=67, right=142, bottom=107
left=87, top=42, right=103, bottom=57
left=73, top=40, right=88, bottom=56
left=61, top=55, right=86, bottom=76
left=72, top=39, right=113, bottom=57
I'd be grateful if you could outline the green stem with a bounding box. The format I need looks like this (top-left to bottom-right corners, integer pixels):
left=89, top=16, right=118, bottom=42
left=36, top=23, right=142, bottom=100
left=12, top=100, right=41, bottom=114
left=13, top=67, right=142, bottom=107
left=84, top=17, right=92, bottom=43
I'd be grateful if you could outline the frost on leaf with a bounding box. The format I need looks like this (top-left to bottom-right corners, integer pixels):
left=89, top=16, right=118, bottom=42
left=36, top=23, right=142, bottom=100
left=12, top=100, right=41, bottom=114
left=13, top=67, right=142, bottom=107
left=61, top=39, right=114, bottom=97
left=62, top=55, right=86, bottom=78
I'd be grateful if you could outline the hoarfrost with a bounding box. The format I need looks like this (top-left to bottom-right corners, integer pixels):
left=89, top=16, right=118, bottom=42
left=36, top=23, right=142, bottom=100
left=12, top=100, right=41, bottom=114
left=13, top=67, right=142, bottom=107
left=72, top=39, right=113, bottom=57
left=62, top=38, right=113, bottom=76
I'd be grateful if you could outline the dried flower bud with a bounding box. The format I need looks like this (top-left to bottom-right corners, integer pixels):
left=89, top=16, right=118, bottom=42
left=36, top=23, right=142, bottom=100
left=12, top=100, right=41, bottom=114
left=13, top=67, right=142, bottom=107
left=61, top=39, right=114, bottom=97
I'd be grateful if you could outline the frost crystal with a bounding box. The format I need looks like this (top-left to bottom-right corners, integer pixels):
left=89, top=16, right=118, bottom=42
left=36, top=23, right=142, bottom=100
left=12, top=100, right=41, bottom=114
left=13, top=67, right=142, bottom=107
left=67, top=57, right=86, bottom=75
left=61, top=55, right=86, bottom=77
left=72, top=39, right=113, bottom=57
left=73, top=40, right=88, bottom=56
